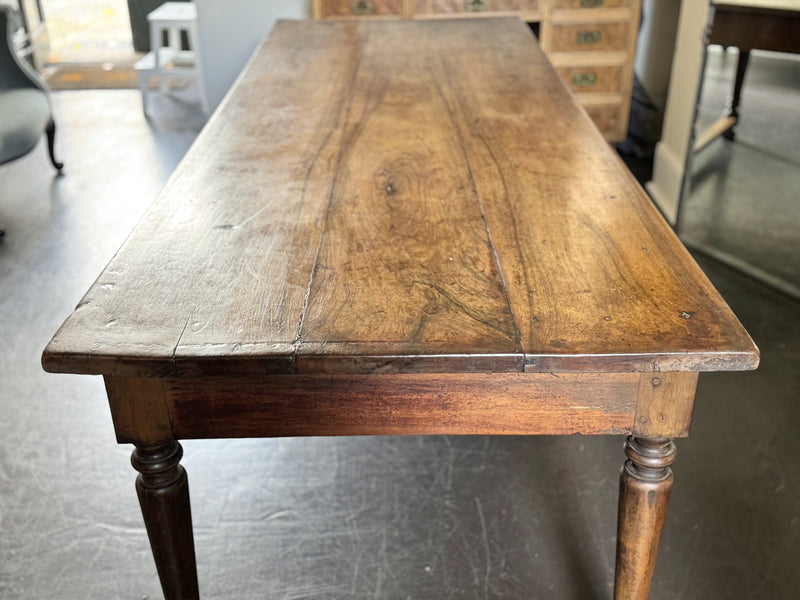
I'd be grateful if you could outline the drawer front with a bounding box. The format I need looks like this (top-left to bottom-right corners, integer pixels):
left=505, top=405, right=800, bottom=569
left=583, top=103, right=624, bottom=141
left=549, top=0, right=633, bottom=8
left=549, top=21, right=629, bottom=52
left=416, top=0, right=539, bottom=15
left=556, top=65, right=623, bottom=93
left=321, top=0, right=405, bottom=17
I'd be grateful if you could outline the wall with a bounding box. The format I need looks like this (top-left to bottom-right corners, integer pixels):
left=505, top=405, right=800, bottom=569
left=195, top=0, right=311, bottom=113
left=645, top=0, right=711, bottom=224
left=634, top=0, right=680, bottom=113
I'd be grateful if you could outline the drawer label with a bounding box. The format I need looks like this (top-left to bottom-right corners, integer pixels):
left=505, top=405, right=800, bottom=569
left=350, top=1, right=374, bottom=14
left=464, top=0, right=491, bottom=10
left=572, top=72, right=597, bottom=86
left=576, top=30, right=602, bottom=44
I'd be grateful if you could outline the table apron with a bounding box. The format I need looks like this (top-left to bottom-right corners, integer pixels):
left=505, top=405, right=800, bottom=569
left=104, top=372, right=698, bottom=443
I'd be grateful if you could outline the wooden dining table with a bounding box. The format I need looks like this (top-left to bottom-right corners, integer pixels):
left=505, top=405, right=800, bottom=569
left=42, top=17, right=759, bottom=600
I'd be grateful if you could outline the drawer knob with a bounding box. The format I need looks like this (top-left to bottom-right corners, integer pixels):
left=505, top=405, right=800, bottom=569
left=350, top=0, right=374, bottom=14
left=464, top=0, right=491, bottom=11
left=576, top=30, right=602, bottom=44
left=572, top=72, right=597, bottom=86
left=581, top=0, right=605, bottom=7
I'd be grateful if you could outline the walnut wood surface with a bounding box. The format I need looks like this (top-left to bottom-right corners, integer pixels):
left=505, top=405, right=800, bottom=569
left=101, top=371, right=701, bottom=442
left=42, top=18, right=758, bottom=378
left=132, top=442, right=199, bottom=600
left=165, top=372, right=640, bottom=438
left=633, top=372, right=697, bottom=438
left=614, top=436, right=676, bottom=600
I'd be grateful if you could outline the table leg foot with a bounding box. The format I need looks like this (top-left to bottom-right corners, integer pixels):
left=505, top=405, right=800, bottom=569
left=613, top=436, right=676, bottom=600
left=132, top=441, right=199, bottom=600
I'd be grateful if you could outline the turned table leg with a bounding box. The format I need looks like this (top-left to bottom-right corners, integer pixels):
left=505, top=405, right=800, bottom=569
left=131, top=441, right=199, bottom=600
left=614, top=436, right=676, bottom=600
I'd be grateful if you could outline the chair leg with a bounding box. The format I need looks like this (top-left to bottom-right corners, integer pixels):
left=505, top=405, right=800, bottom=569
left=46, top=120, right=64, bottom=172
left=139, top=72, right=151, bottom=118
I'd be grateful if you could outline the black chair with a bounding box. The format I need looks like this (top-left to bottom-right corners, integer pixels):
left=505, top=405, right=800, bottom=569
left=0, top=5, right=63, bottom=239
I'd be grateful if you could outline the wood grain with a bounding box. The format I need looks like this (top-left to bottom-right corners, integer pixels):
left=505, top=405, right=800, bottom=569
left=297, top=20, right=522, bottom=365
left=42, top=19, right=759, bottom=378
left=132, top=442, right=199, bottom=600
left=422, top=18, right=758, bottom=372
left=44, top=21, right=361, bottom=376
left=165, top=372, right=640, bottom=438
left=615, top=436, right=676, bottom=600
left=105, top=376, right=173, bottom=444
left=633, top=372, right=697, bottom=438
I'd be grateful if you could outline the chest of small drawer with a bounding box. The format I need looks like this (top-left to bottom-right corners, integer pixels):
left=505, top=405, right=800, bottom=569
left=582, top=103, right=624, bottom=140
left=415, top=0, right=539, bottom=15
left=317, top=0, right=405, bottom=18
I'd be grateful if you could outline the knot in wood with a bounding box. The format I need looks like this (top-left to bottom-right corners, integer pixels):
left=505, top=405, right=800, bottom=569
left=132, top=441, right=184, bottom=489
left=624, top=436, right=676, bottom=482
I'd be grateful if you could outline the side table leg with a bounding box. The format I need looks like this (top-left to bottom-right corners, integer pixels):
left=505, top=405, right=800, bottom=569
left=131, top=441, right=200, bottom=599
left=723, top=49, right=750, bottom=141
left=613, top=436, right=676, bottom=600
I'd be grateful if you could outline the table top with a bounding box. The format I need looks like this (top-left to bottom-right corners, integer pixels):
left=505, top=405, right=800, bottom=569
left=714, top=1, right=800, bottom=12
left=42, top=18, right=758, bottom=379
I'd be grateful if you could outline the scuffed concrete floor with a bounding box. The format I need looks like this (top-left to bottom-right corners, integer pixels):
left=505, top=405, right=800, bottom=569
left=1, top=88, right=798, bottom=599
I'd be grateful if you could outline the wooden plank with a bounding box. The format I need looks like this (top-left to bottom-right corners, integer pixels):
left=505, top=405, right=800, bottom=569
left=43, top=21, right=362, bottom=376
left=296, top=20, right=523, bottom=370
left=423, top=18, right=758, bottom=372
left=166, top=372, right=640, bottom=438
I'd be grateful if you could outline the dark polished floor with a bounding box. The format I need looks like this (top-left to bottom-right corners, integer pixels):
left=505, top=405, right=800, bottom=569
left=1, top=88, right=798, bottom=599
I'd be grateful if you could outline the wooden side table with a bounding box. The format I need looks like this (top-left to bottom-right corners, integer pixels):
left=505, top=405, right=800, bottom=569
left=693, top=0, right=800, bottom=151
left=43, top=18, right=758, bottom=600
left=312, top=0, right=642, bottom=142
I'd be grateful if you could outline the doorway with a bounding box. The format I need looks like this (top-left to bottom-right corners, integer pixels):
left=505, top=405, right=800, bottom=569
left=37, top=0, right=139, bottom=89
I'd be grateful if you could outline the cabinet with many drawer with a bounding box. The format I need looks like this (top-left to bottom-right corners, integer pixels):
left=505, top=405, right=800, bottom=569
left=312, top=0, right=640, bottom=142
